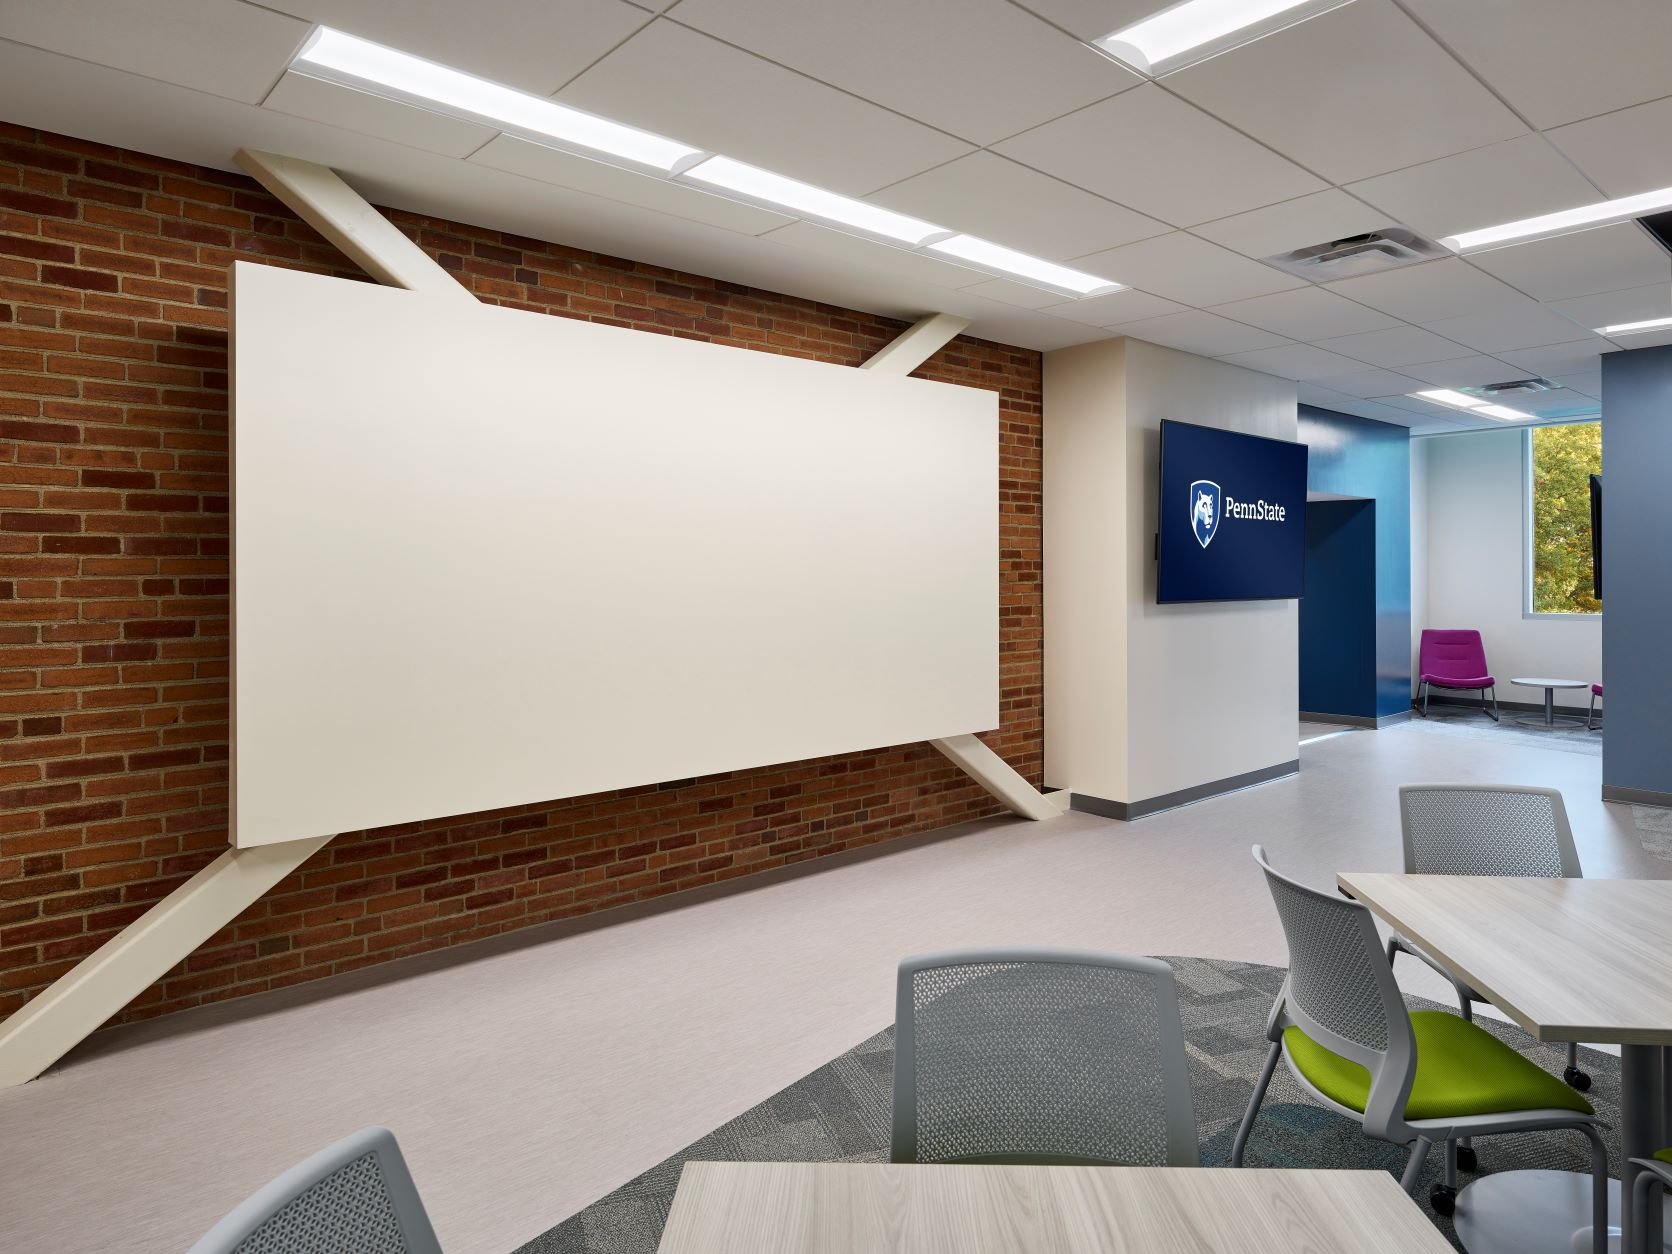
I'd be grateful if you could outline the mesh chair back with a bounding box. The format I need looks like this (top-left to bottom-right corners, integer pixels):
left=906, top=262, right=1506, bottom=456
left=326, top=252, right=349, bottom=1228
left=1399, top=785, right=1580, bottom=879
left=1253, top=846, right=1410, bottom=1075
left=890, top=948, right=1198, bottom=1168
left=187, top=1126, right=443, bottom=1254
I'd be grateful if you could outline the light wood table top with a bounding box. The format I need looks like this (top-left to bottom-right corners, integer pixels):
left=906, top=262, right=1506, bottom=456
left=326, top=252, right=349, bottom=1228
left=1338, top=873, right=1672, bottom=1045
left=656, top=1161, right=1455, bottom=1253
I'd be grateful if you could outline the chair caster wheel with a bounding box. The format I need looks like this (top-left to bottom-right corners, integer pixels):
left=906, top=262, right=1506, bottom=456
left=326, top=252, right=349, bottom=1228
left=1430, top=1184, right=1457, bottom=1216
left=1564, top=1066, right=1592, bottom=1092
left=1456, top=1145, right=1478, bottom=1172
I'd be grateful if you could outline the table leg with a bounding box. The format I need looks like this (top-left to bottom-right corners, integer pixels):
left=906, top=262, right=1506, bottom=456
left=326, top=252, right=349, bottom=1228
left=1623, top=1044, right=1666, bottom=1254
left=1545, top=687, right=1556, bottom=726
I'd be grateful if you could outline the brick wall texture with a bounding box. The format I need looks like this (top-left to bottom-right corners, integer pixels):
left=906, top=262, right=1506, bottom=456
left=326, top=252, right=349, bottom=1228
left=0, top=124, right=1044, bottom=1029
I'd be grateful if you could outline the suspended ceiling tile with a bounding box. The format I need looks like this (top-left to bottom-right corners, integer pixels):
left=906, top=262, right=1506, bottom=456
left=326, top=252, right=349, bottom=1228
left=1311, top=366, right=1429, bottom=399
left=262, top=72, right=497, bottom=159
left=1418, top=303, right=1603, bottom=355
left=1512, top=388, right=1600, bottom=419
left=1468, top=223, right=1671, bottom=303
left=1164, top=0, right=1525, bottom=185
left=1402, top=355, right=1524, bottom=388
left=558, top=21, right=971, bottom=196
left=1550, top=373, right=1602, bottom=399
left=1547, top=96, right=1672, bottom=198
left=669, top=0, right=1140, bottom=146
left=1217, top=343, right=1367, bottom=382
left=0, top=0, right=310, bottom=104
left=1010, top=0, right=1170, bottom=42
left=469, top=134, right=794, bottom=236
left=258, top=0, right=652, bottom=95
left=1071, top=232, right=1304, bottom=307
left=1105, top=310, right=1292, bottom=357
left=1346, top=134, right=1604, bottom=245
left=1543, top=284, right=1672, bottom=334
left=869, top=152, right=1166, bottom=261
left=1496, top=340, right=1614, bottom=379
left=1396, top=0, right=1672, bottom=130
left=994, top=85, right=1326, bottom=227
left=1298, top=384, right=1425, bottom=426
left=956, top=277, right=1068, bottom=309
left=1209, top=287, right=1401, bottom=341
left=1323, top=258, right=1528, bottom=324
left=754, top=220, right=982, bottom=287
left=1191, top=188, right=1392, bottom=261
left=1036, top=288, right=1188, bottom=328
left=1313, top=324, right=1478, bottom=368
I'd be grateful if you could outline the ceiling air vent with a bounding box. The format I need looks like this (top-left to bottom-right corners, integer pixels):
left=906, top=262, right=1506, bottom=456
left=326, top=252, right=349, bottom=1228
left=1263, top=228, right=1447, bottom=280
left=1462, top=377, right=1556, bottom=397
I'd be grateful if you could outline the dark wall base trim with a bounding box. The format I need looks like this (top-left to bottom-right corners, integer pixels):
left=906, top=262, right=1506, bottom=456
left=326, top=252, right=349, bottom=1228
left=1602, top=784, right=1672, bottom=809
left=1300, top=710, right=1413, bottom=729
left=1072, top=758, right=1300, bottom=822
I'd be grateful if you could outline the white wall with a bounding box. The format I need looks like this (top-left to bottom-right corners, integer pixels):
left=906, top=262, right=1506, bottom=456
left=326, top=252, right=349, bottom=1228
left=1414, top=427, right=1602, bottom=708
left=231, top=263, right=998, bottom=848
left=1045, top=337, right=1298, bottom=808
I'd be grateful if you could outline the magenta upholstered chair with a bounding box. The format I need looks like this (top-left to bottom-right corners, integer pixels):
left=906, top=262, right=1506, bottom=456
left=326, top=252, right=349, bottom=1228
left=1416, top=629, right=1498, bottom=721
left=1587, top=683, right=1602, bottom=731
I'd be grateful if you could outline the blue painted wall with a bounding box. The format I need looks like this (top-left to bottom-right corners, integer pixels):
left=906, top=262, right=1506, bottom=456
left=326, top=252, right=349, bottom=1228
left=1601, top=346, right=1672, bottom=800
left=1300, top=499, right=1377, bottom=716
left=1298, top=406, right=1412, bottom=720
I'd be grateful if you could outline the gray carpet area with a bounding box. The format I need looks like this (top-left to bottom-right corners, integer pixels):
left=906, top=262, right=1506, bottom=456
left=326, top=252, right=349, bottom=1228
left=517, top=956, right=1621, bottom=1253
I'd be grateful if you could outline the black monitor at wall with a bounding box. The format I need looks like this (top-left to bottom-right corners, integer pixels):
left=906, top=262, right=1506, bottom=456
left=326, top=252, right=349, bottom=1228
left=1156, top=419, right=1309, bottom=604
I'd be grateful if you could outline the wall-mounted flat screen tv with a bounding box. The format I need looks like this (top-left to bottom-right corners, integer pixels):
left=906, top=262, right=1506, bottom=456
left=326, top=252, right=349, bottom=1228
left=1157, top=419, right=1308, bottom=604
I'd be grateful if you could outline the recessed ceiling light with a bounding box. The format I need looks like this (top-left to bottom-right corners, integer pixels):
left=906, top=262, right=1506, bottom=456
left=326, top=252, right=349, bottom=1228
left=292, top=27, right=703, bottom=174
left=1092, top=0, right=1355, bottom=77
left=925, top=235, right=1126, bottom=298
left=1597, top=315, right=1672, bottom=336
left=1411, top=389, right=1528, bottom=422
left=678, top=157, right=949, bottom=246
left=1440, top=185, right=1672, bottom=253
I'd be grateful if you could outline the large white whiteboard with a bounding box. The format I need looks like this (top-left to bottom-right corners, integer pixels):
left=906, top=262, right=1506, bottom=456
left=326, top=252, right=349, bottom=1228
left=230, top=263, right=997, bottom=848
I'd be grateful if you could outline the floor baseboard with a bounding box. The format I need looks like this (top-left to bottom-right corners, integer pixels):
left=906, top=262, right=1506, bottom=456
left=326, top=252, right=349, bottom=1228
left=1071, top=758, right=1300, bottom=821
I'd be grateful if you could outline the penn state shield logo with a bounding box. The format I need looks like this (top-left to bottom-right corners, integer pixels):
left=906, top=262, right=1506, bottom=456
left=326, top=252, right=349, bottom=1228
left=1189, top=479, right=1221, bottom=549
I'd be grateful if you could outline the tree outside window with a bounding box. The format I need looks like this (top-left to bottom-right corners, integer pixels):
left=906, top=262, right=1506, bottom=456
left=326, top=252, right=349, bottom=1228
left=1528, top=421, right=1602, bottom=615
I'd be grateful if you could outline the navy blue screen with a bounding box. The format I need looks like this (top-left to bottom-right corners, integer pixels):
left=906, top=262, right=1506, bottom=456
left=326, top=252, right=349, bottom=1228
left=1157, top=420, right=1308, bottom=603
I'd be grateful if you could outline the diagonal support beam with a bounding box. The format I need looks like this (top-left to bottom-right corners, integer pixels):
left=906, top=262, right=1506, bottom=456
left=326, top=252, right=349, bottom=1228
left=932, top=735, right=1066, bottom=820
left=0, top=835, right=332, bottom=1086
left=865, top=315, right=1059, bottom=822
left=235, top=149, right=473, bottom=302
left=861, top=313, right=971, bottom=375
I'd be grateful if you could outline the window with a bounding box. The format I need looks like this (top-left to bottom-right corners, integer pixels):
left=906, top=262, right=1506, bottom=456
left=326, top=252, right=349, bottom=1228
left=1526, top=421, right=1602, bottom=615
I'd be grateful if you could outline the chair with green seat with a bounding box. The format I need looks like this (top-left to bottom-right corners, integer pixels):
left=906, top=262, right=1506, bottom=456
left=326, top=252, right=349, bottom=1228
left=890, top=947, right=1199, bottom=1166
left=1231, top=845, right=1607, bottom=1247
left=1631, top=1151, right=1672, bottom=1253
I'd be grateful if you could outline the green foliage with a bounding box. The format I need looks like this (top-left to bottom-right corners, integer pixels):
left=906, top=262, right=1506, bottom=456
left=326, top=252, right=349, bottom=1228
left=1530, top=422, right=1602, bottom=614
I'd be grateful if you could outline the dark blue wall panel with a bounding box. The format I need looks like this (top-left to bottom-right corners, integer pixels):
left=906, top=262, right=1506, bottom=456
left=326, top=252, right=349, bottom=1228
left=1298, top=406, right=1412, bottom=720
left=1601, top=346, right=1672, bottom=799
left=1300, top=500, right=1377, bottom=717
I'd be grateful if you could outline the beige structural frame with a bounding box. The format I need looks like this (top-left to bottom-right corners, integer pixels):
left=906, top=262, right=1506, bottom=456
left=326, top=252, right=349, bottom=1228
left=0, top=153, right=1058, bottom=1088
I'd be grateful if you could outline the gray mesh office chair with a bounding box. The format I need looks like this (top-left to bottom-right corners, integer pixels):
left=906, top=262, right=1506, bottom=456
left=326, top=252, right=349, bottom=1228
left=890, top=947, right=1198, bottom=1167
left=1392, top=784, right=1589, bottom=1119
left=187, top=1126, right=443, bottom=1254
left=1632, top=1155, right=1672, bottom=1254
left=1232, top=846, right=1606, bottom=1245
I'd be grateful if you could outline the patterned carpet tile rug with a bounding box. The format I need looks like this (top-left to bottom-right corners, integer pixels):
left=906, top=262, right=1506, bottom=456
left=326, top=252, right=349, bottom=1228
left=517, top=956, right=1621, bottom=1253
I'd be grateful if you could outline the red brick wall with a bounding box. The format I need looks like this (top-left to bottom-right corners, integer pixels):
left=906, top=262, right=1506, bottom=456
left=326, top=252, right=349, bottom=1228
left=0, top=124, right=1043, bottom=1029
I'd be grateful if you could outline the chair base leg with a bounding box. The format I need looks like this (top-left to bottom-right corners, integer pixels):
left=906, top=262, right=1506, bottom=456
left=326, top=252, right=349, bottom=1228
left=1401, top=1136, right=1434, bottom=1194
left=1484, top=686, right=1500, bottom=722
left=1232, top=1041, right=1281, bottom=1168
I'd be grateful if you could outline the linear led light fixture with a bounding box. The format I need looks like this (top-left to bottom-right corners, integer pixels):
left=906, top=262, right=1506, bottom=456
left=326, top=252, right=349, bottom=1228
left=1092, top=0, right=1355, bottom=77
left=288, top=28, right=1131, bottom=300
left=1441, top=185, right=1672, bottom=253
left=677, top=157, right=948, bottom=246
left=1597, top=314, right=1672, bottom=336
left=291, top=27, right=704, bottom=174
left=1411, top=389, right=1529, bottom=422
left=926, top=234, right=1126, bottom=298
